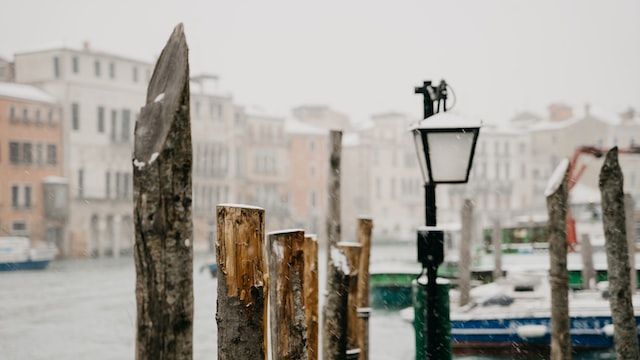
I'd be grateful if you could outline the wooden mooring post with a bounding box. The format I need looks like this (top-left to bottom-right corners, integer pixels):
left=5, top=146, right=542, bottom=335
left=580, top=234, right=595, bottom=290
left=323, top=129, right=348, bottom=360
left=459, top=199, right=473, bottom=307
left=545, top=159, right=572, bottom=360
left=268, top=229, right=308, bottom=360
left=492, top=219, right=502, bottom=280
left=303, top=234, right=319, bottom=360
left=624, top=194, right=637, bottom=292
left=338, top=242, right=362, bottom=360
left=133, top=23, right=193, bottom=360
left=599, top=148, right=640, bottom=360
left=356, top=217, right=373, bottom=360
left=216, top=205, right=268, bottom=360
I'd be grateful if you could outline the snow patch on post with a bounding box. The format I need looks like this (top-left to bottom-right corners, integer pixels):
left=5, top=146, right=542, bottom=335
left=545, top=158, right=569, bottom=196
left=331, top=246, right=350, bottom=274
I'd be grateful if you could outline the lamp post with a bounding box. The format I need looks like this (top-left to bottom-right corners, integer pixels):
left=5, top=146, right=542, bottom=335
left=412, top=80, right=481, bottom=359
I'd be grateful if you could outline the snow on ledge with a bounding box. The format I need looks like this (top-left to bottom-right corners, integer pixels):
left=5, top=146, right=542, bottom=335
left=267, top=229, right=305, bottom=236
left=544, top=158, right=569, bottom=197
left=216, top=203, right=265, bottom=211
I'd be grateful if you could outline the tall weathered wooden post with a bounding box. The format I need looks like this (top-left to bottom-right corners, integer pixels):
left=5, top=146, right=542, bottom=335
left=599, top=148, right=640, bottom=360
left=133, top=23, right=193, bottom=360
left=323, top=130, right=349, bottom=360
left=545, top=159, right=572, bottom=360
left=624, top=194, right=637, bottom=292
left=356, top=217, right=373, bottom=360
left=303, top=234, right=319, bottom=360
left=459, top=199, right=473, bottom=307
left=216, top=205, right=268, bottom=360
left=492, top=219, right=502, bottom=280
left=268, top=229, right=308, bottom=360
left=338, top=242, right=362, bottom=360
left=580, top=234, right=595, bottom=290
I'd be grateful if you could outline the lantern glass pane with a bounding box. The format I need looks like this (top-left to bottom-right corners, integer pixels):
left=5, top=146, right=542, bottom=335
left=413, top=130, right=429, bottom=183
left=426, top=131, right=475, bottom=182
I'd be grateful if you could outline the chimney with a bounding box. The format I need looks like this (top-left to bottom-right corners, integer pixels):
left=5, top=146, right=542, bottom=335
left=620, top=107, right=636, bottom=123
left=82, top=41, right=91, bottom=51
left=548, top=103, right=573, bottom=122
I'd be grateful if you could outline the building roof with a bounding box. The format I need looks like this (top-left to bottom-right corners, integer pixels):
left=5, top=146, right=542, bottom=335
left=15, top=43, right=151, bottom=65
left=284, top=118, right=327, bottom=135
left=0, top=82, right=57, bottom=104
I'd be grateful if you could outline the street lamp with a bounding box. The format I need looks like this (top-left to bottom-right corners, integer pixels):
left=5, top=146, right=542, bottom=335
left=411, top=80, right=481, bottom=359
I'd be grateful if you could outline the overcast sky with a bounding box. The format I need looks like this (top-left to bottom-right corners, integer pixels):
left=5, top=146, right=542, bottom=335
left=1, top=0, right=639, bottom=124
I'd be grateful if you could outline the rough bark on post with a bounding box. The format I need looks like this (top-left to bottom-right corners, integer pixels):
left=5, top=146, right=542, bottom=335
left=323, top=130, right=345, bottom=359
left=268, top=229, right=308, bottom=360
left=545, top=158, right=572, bottom=360
left=303, top=234, right=319, bottom=360
left=624, top=194, right=637, bottom=292
left=216, top=205, right=267, bottom=360
left=133, top=24, right=193, bottom=360
left=356, top=217, right=373, bottom=360
left=580, top=234, right=595, bottom=290
left=338, top=242, right=362, bottom=359
left=323, top=246, right=350, bottom=360
left=599, top=148, right=640, bottom=360
left=492, top=219, right=502, bottom=280
left=459, top=199, right=473, bottom=307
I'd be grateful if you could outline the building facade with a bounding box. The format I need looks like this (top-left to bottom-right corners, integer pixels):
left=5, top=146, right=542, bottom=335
left=14, top=44, right=152, bottom=257
left=0, top=82, right=66, bottom=249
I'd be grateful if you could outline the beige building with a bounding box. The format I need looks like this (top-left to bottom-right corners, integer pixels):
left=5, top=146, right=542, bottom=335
left=14, top=44, right=152, bottom=257
left=0, top=82, right=66, bottom=250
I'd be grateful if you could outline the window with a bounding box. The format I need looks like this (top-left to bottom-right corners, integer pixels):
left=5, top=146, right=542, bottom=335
left=310, top=141, right=315, bottom=151
left=133, top=66, right=138, bottom=82
left=24, top=186, right=31, bottom=209
left=97, top=106, right=105, bottom=133
left=521, top=163, right=526, bottom=178
left=115, top=172, right=121, bottom=198
left=72, top=103, right=80, bottom=130
left=121, top=109, right=131, bottom=142
left=22, top=143, right=32, bottom=164
left=48, top=110, right=53, bottom=125
left=35, top=109, right=41, bottom=124
left=9, top=106, right=15, bottom=120
left=123, top=173, right=130, bottom=198
left=11, top=185, right=19, bottom=208
left=310, top=191, right=317, bottom=208
left=36, top=144, right=43, bottom=165
left=78, top=169, right=84, bottom=198
left=504, top=142, right=510, bottom=156
left=72, top=56, right=79, bottom=73
left=47, top=145, right=57, bottom=165
left=110, top=110, right=117, bottom=142
left=9, top=142, right=20, bottom=164
left=22, top=108, right=28, bottom=122
left=53, top=56, right=60, bottom=78
left=12, top=221, right=26, bottom=232
left=94, top=60, right=101, bottom=77
left=105, top=172, right=111, bottom=198
left=109, top=62, right=115, bottom=79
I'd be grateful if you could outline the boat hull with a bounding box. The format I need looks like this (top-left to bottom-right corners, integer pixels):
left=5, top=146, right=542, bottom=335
left=451, top=316, right=639, bottom=351
left=0, top=259, right=51, bottom=271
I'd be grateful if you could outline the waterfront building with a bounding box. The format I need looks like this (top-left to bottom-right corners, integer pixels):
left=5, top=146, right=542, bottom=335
left=14, top=43, right=152, bottom=257
left=0, top=82, right=67, bottom=251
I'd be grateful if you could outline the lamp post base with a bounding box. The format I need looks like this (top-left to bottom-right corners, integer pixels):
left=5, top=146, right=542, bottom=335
left=412, top=277, right=451, bottom=360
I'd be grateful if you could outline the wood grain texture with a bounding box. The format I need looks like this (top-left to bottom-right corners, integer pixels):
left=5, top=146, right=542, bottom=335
left=133, top=23, right=193, bottom=360
left=337, top=242, right=362, bottom=356
left=599, top=148, right=639, bottom=360
left=216, top=205, right=267, bottom=360
left=546, top=161, right=571, bottom=360
left=268, top=230, right=308, bottom=360
left=356, top=218, right=373, bottom=360
left=303, top=234, right=319, bottom=360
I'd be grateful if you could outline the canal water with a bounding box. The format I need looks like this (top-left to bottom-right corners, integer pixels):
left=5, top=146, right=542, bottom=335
left=0, top=255, right=615, bottom=359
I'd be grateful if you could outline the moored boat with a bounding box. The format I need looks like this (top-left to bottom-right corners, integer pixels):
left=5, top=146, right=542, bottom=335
left=0, top=237, right=56, bottom=271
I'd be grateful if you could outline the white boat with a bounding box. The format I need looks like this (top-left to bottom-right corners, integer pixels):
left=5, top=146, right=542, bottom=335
left=0, top=237, right=57, bottom=271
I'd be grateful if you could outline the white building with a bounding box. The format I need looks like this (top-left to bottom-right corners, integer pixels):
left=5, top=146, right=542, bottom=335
left=14, top=44, right=152, bottom=257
